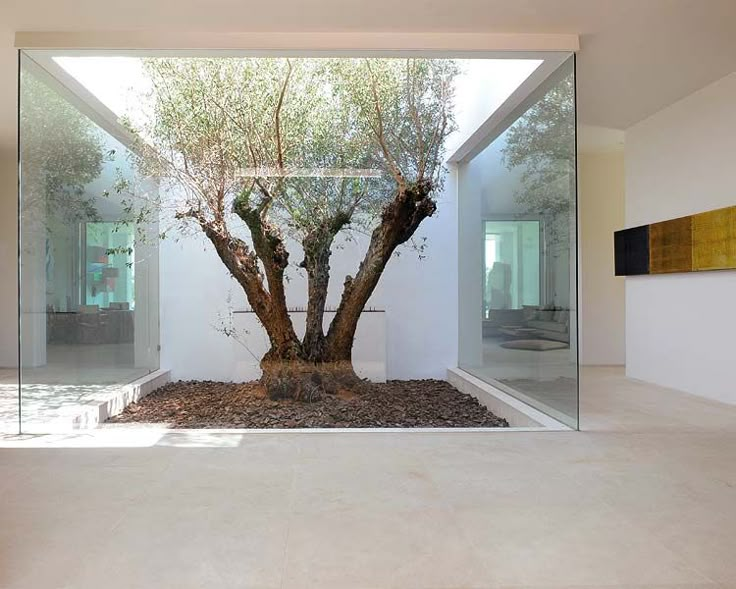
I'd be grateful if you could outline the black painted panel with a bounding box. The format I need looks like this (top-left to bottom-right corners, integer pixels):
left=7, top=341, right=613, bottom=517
left=614, top=225, right=650, bottom=276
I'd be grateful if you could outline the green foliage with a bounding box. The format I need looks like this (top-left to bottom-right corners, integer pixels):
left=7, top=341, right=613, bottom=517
left=502, top=69, right=575, bottom=233
left=130, top=57, right=458, bottom=241
left=330, top=59, right=458, bottom=188
left=20, top=71, right=106, bottom=224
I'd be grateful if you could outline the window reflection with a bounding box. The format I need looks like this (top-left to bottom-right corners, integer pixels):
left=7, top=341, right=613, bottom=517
left=15, top=57, right=159, bottom=432
left=459, top=57, right=578, bottom=427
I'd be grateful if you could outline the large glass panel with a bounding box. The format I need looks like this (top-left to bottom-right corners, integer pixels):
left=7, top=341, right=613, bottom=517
left=16, top=49, right=572, bottom=432
left=18, top=55, right=159, bottom=432
left=459, top=56, right=578, bottom=427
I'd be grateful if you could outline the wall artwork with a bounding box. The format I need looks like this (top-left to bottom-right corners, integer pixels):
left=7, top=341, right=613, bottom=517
left=614, top=205, right=736, bottom=276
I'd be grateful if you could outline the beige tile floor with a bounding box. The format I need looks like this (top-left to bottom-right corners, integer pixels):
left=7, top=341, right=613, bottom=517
left=1, top=366, right=735, bottom=589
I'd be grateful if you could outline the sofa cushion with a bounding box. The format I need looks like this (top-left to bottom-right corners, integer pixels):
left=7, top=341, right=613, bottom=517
left=500, top=339, right=569, bottom=351
left=527, top=320, right=568, bottom=333
left=555, top=310, right=570, bottom=323
left=521, top=305, right=539, bottom=321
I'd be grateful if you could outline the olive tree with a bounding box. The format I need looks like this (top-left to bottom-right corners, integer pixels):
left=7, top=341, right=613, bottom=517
left=20, top=71, right=106, bottom=227
left=130, top=57, right=457, bottom=399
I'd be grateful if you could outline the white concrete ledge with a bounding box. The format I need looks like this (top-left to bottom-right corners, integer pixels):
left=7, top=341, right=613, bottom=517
left=447, top=367, right=570, bottom=430
left=69, top=369, right=171, bottom=430
left=1, top=424, right=567, bottom=447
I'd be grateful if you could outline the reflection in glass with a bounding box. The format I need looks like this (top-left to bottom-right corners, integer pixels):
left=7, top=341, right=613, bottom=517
left=84, top=222, right=136, bottom=308
left=459, top=56, right=578, bottom=427
left=484, top=220, right=541, bottom=315
left=13, top=56, right=159, bottom=432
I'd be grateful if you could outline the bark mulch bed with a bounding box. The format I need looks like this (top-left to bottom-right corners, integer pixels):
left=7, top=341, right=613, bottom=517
left=107, top=379, right=509, bottom=428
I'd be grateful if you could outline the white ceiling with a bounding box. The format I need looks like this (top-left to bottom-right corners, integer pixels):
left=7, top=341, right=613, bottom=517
left=2, top=0, right=736, bottom=129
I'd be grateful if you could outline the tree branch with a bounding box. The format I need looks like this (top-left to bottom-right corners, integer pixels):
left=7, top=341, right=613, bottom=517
left=325, top=181, right=436, bottom=360
left=274, top=60, right=293, bottom=171
left=300, top=211, right=352, bottom=360
left=232, top=190, right=300, bottom=358
left=365, top=60, right=406, bottom=191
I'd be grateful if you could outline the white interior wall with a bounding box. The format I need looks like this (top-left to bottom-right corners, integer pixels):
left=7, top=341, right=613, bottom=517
left=578, top=150, right=625, bottom=365
left=625, top=72, right=736, bottom=404
left=0, top=38, right=17, bottom=368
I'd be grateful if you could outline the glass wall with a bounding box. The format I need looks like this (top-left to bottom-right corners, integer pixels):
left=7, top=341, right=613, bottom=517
left=14, top=54, right=159, bottom=432
left=458, top=56, right=578, bottom=427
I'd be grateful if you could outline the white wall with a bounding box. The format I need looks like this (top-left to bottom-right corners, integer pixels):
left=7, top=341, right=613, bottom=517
left=625, top=72, right=736, bottom=404
left=0, top=36, right=17, bottom=368
left=578, top=150, right=625, bottom=365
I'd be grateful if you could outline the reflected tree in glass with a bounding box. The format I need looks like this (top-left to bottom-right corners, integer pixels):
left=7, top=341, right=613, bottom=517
left=19, top=71, right=108, bottom=368
left=20, top=72, right=107, bottom=227
left=502, top=69, right=575, bottom=243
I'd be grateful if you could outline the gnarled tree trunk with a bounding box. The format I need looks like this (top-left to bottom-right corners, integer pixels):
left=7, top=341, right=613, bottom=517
left=200, top=180, right=436, bottom=401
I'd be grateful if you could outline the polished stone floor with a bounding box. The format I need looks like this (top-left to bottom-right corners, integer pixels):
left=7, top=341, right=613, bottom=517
left=1, top=366, right=735, bottom=588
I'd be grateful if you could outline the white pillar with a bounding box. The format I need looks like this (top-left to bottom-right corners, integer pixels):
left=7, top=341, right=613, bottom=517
left=19, top=176, right=48, bottom=369
left=457, top=164, right=483, bottom=369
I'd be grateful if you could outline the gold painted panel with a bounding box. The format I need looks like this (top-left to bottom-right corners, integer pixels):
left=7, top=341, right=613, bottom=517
left=649, top=216, right=692, bottom=274
left=692, top=206, right=736, bottom=271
